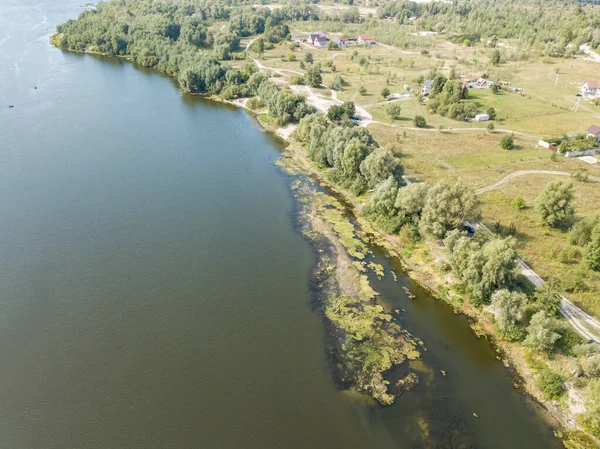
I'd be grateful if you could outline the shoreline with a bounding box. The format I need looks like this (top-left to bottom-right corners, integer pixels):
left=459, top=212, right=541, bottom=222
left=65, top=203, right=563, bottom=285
left=51, top=39, right=594, bottom=446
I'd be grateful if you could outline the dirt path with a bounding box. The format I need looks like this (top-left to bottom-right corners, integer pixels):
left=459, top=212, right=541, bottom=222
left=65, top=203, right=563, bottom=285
left=369, top=120, right=541, bottom=139
left=477, top=215, right=600, bottom=343
left=475, top=170, right=571, bottom=194
left=579, top=44, right=600, bottom=64
left=475, top=170, right=600, bottom=194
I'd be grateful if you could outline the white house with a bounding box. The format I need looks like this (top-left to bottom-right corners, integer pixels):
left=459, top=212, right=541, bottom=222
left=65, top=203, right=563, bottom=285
left=581, top=81, right=599, bottom=97
left=357, top=34, right=373, bottom=45
left=475, top=113, right=489, bottom=121
left=587, top=124, right=600, bottom=142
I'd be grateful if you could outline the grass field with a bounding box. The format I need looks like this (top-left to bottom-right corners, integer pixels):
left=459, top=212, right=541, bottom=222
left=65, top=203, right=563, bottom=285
left=480, top=175, right=600, bottom=318
left=256, top=32, right=600, bottom=319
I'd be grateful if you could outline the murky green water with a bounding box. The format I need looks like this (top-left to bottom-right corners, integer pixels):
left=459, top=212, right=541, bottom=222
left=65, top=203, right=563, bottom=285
left=0, top=2, right=561, bottom=448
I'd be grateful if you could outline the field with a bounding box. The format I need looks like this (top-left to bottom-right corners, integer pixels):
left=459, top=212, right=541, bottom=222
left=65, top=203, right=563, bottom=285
left=253, top=20, right=600, bottom=318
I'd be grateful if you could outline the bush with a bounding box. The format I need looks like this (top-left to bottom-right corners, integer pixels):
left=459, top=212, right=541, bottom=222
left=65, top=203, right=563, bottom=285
left=386, top=104, right=402, bottom=120
left=413, top=115, right=427, bottom=128
left=381, top=87, right=391, bottom=98
left=359, top=86, right=367, bottom=95
left=289, top=74, right=304, bottom=85
left=536, top=369, right=564, bottom=400
left=512, top=196, right=525, bottom=210
left=500, top=133, right=514, bottom=149
left=246, top=97, right=265, bottom=110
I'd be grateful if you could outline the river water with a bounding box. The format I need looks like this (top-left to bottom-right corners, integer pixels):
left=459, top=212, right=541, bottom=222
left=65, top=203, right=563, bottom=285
left=0, top=2, right=562, bottom=448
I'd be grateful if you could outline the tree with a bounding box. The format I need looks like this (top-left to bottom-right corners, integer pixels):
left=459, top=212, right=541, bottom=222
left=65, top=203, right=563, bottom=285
left=569, top=215, right=600, bottom=246
left=584, top=225, right=600, bottom=270
left=386, top=104, right=402, bottom=120
left=395, top=183, right=430, bottom=224
left=444, top=233, right=518, bottom=303
left=327, top=104, right=345, bottom=122
left=533, top=281, right=562, bottom=316
left=360, top=147, right=404, bottom=188
left=381, top=87, right=391, bottom=99
left=491, top=49, right=501, bottom=66
left=305, top=64, right=322, bottom=87
left=536, top=181, right=575, bottom=228
left=523, top=311, right=561, bottom=353
left=487, top=107, right=496, bottom=120
left=341, top=101, right=355, bottom=118
left=359, top=86, right=367, bottom=95
left=327, top=40, right=339, bottom=50
left=500, top=133, right=514, bottom=149
left=413, top=115, right=427, bottom=128
left=419, top=180, right=481, bottom=238
left=340, top=139, right=370, bottom=178
left=330, top=73, right=345, bottom=91
left=364, top=177, right=401, bottom=233
left=490, top=289, right=528, bottom=336
left=304, top=52, right=313, bottom=63
left=581, top=379, right=600, bottom=436
left=256, top=37, right=265, bottom=55
left=285, top=51, right=296, bottom=62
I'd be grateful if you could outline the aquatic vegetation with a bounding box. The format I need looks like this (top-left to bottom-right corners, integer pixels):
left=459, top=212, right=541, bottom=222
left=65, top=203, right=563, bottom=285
left=325, top=295, right=420, bottom=405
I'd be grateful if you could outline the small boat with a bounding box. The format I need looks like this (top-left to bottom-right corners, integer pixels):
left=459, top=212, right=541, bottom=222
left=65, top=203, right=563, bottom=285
left=8, top=105, right=14, bottom=108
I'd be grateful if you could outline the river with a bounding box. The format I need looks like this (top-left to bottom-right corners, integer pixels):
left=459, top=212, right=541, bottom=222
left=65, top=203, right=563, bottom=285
left=0, top=1, right=562, bottom=448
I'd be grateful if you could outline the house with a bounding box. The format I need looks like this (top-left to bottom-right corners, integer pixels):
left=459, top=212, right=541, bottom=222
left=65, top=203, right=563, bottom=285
left=581, top=81, right=599, bottom=97
left=587, top=124, right=600, bottom=142
left=475, top=113, right=489, bottom=121
left=306, top=33, right=326, bottom=45
left=357, top=34, right=373, bottom=45
left=314, top=35, right=328, bottom=48
left=422, top=79, right=433, bottom=95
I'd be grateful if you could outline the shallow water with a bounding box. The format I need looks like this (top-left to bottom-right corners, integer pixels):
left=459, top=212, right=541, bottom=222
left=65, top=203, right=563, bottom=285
left=0, top=2, right=561, bottom=448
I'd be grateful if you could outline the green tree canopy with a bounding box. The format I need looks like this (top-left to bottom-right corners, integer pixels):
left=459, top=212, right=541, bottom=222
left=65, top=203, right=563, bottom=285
left=419, top=180, right=481, bottom=238
left=536, top=181, right=575, bottom=228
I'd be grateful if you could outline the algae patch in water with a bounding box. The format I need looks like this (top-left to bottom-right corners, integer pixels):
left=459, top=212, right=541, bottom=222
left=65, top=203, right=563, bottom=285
left=278, top=151, right=421, bottom=406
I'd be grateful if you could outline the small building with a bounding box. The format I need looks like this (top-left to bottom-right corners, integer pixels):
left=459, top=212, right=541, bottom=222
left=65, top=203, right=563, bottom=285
left=419, top=31, right=436, bottom=37
left=306, top=32, right=326, bottom=45
left=422, top=79, right=433, bottom=95
left=475, top=113, right=490, bottom=121
left=581, top=81, right=599, bottom=97
left=587, top=124, right=600, bottom=142
left=538, top=140, right=551, bottom=149
left=314, top=35, right=328, bottom=48
left=357, top=34, right=373, bottom=45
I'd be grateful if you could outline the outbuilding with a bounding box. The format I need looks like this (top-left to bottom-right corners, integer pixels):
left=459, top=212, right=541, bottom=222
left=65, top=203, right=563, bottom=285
left=475, top=113, right=490, bottom=121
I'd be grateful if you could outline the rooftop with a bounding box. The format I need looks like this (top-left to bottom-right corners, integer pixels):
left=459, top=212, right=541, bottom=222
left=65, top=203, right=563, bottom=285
left=588, top=124, right=600, bottom=135
left=585, top=81, right=599, bottom=89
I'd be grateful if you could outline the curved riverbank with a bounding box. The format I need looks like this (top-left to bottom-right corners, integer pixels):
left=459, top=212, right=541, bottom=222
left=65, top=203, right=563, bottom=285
left=47, top=34, right=580, bottom=447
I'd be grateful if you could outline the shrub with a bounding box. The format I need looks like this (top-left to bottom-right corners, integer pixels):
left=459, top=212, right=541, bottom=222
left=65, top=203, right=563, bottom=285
left=512, top=196, right=525, bottom=210
left=289, top=74, right=304, bottom=85
left=500, top=133, right=514, bottom=149
left=536, top=369, right=564, bottom=400
left=413, top=115, right=427, bottom=128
